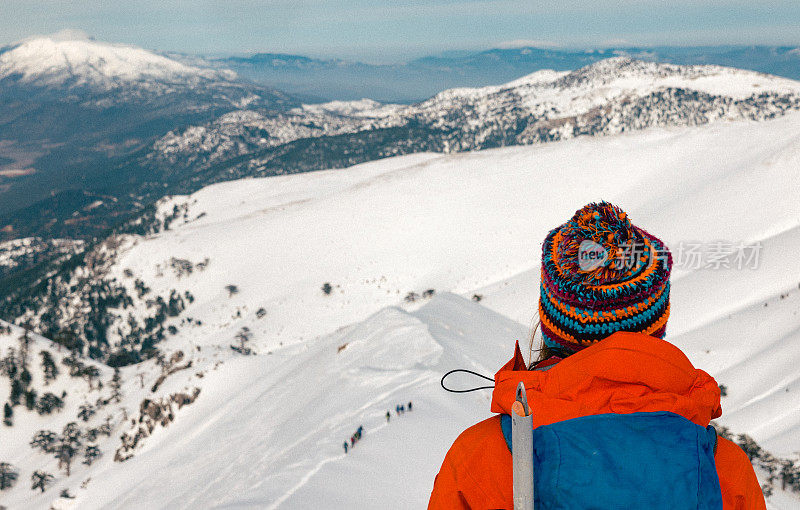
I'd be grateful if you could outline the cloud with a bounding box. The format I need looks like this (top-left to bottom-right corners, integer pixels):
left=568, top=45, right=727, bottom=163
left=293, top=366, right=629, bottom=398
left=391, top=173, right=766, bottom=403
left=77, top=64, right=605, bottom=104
left=599, top=38, right=632, bottom=47
left=19, top=28, right=93, bottom=45
left=494, top=39, right=560, bottom=49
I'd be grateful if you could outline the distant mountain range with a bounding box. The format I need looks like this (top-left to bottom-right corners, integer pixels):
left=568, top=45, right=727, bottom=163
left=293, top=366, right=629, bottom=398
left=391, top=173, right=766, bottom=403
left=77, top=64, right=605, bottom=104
left=144, top=57, right=800, bottom=193
left=218, top=46, right=800, bottom=103
left=2, top=32, right=800, bottom=244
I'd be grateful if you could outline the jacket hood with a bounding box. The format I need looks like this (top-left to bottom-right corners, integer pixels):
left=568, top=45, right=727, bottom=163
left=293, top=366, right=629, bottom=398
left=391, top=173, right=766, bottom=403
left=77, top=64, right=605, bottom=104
left=491, top=331, right=722, bottom=428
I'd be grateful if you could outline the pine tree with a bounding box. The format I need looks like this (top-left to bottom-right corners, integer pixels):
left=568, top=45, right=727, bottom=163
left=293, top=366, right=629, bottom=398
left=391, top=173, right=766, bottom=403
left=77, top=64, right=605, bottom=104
left=40, top=350, right=59, bottom=384
left=30, top=470, right=53, bottom=492
left=78, top=403, right=95, bottom=422
left=231, top=327, right=252, bottom=354
left=3, top=402, right=12, bottom=426
left=36, top=392, right=64, bottom=415
left=30, top=430, right=57, bottom=453
left=109, top=368, right=122, bottom=403
left=737, top=434, right=763, bottom=461
left=18, top=322, right=31, bottom=361
left=0, top=462, right=18, bottom=490
left=781, top=460, right=797, bottom=491
left=24, top=388, right=37, bottom=410
left=0, top=348, right=18, bottom=378
left=81, top=365, right=100, bottom=391
left=9, top=378, right=23, bottom=405
left=56, top=422, right=82, bottom=476
left=83, top=445, right=101, bottom=466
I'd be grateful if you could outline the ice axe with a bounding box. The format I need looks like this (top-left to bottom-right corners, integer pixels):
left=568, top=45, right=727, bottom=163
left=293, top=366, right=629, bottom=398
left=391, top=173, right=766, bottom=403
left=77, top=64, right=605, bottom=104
left=512, top=381, right=534, bottom=510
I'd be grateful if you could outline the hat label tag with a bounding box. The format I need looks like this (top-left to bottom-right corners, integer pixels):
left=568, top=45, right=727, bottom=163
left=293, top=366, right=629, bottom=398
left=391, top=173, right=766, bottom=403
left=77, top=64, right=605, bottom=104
left=578, top=240, right=609, bottom=272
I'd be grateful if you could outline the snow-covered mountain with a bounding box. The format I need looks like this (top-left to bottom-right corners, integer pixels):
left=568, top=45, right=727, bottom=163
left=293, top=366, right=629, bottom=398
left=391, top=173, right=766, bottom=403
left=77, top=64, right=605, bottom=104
left=0, top=30, right=236, bottom=93
left=0, top=30, right=293, bottom=108
left=0, top=32, right=296, bottom=237
left=2, top=113, right=800, bottom=508
left=148, top=57, right=800, bottom=178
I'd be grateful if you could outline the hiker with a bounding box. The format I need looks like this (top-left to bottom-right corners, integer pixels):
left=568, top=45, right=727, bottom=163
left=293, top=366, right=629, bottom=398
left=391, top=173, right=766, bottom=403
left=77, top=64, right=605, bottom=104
left=357, top=425, right=364, bottom=438
left=408, top=401, right=412, bottom=411
left=343, top=442, right=348, bottom=454
left=428, top=202, right=766, bottom=509
left=386, top=411, right=391, bottom=422
left=350, top=435, right=355, bottom=447
left=399, top=404, right=405, bottom=414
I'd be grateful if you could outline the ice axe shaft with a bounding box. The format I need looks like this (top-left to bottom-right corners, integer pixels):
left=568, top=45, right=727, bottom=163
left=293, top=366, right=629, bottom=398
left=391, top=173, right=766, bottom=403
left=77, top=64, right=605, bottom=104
left=512, top=381, right=534, bottom=510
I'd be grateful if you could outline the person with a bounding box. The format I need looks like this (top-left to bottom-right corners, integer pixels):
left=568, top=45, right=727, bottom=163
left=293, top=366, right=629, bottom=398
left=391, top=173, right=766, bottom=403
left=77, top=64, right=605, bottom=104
left=343, top=441, right=348, bottom=454
left=399, top=404, right=405, bottom=414
left=386, top=410, right=391, bottom=422
left=357, top=425, right=364, bottom=438
left=408, top=401, right=412, bottom=411
left=350, top=435, right=355, bottom=448
left=428, top=202, right=766, bottom=510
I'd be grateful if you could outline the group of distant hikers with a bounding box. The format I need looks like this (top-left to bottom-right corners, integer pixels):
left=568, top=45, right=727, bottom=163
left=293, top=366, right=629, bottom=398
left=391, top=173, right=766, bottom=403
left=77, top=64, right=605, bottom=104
left=343, top=425, right=364, bottom=454
left=342, top=401, right=414, bottom=455
left=388, top=401, right=412, bottom=421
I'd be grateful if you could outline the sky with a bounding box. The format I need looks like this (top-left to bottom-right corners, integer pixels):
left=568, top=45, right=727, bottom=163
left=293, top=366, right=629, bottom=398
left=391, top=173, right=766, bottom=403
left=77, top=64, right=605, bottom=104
left=1, top=0, right=799, bottom=63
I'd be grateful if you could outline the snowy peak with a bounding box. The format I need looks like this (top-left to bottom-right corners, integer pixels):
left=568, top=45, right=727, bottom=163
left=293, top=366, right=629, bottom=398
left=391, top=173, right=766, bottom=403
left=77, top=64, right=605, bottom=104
left=430, top=56, right=800, bottom=106
left=550, top=56, right=800, bottom=97
left=0, top=30, right=236, bottom=91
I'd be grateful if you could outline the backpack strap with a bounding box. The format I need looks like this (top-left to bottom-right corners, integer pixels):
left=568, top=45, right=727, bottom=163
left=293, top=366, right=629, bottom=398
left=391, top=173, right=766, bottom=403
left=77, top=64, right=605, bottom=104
left=500, top=413, right=513, bottom=452
left=706, top=424, right=718, bottom=456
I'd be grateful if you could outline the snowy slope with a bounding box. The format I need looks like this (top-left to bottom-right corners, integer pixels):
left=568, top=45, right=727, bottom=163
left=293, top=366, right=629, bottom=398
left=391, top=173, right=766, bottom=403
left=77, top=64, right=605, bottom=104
left=3, top=114, right=800, bottom=508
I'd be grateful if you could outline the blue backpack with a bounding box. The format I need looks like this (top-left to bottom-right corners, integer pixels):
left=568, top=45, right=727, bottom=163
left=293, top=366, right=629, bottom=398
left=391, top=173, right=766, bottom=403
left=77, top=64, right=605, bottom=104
left=500, top=411, right=723, bottom=509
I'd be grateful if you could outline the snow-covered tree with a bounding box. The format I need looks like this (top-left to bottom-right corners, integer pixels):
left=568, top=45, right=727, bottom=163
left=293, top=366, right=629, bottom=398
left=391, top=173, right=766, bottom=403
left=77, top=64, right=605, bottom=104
left=56, top=422, right=82, bottom=476
left=81, top=365, right=100, bottom=391
left=78, top=403, right=96, bottom=422
left=10, top=378, right=23, bottom=405
left=83, top=445, right=101, bottom=466
left=24, top=388, right=37, bottom=410
left=40, top=350, right=59, bottom=383
left=0, top=348, right=18, bottom=378
left=109, top=367, right=122, bottom=403
left=0, top=462, right=18, bottom=490
left=36, top=392, right=64, bottom=415
left=3, top=402, right=12, bottom=426
left=30, top=430, right=57, bottom=453
left=30, top=470, right=53, bottom=492
left=231, top=327, right=252, bottom=355
left=737, top=434, right=763, bottom=462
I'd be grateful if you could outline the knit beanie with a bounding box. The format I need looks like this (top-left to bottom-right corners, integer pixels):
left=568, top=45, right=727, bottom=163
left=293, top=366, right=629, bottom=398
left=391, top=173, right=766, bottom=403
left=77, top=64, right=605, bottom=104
left=539, top=201, right=672, bottom=354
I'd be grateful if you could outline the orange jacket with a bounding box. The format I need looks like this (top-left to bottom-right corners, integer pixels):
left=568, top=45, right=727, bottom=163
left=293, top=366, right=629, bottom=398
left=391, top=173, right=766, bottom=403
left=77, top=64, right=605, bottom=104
left=428, top=332, right=766, bottom=510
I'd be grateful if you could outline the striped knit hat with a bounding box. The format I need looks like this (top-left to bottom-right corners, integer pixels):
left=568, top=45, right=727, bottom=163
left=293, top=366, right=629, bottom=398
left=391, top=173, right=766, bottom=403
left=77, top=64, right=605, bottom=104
left=539, top=201, right=672, bottom=354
